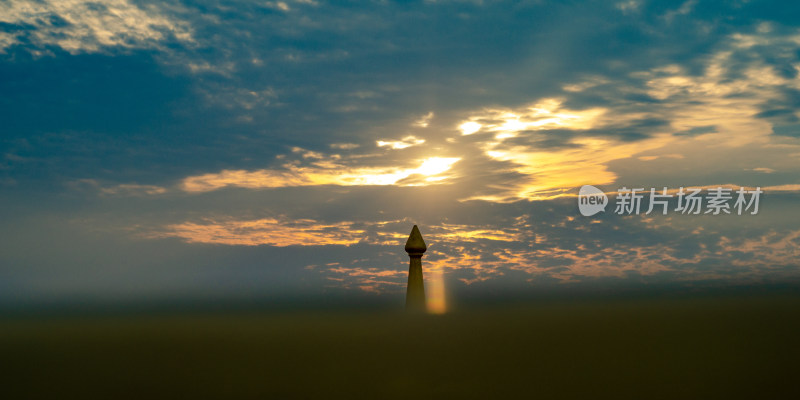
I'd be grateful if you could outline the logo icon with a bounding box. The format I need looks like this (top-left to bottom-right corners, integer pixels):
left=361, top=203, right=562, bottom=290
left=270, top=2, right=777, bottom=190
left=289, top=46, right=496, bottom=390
left=578, top=185, right=608, bottom=216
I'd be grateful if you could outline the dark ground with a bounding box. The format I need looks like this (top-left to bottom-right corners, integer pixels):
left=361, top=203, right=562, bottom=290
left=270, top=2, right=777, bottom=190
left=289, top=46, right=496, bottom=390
left=2, top=294, right=799, bottom=399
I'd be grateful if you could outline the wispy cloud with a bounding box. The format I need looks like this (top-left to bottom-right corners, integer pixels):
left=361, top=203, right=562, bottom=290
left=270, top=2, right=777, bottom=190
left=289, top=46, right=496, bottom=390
left=149, top=217, right=365, bottom=246
left=413, top=111, right=434, bottom=128
left=318, top=265, right=406, bottom=294
left=0, top=0, right=193, bottom=54
left=180, top=155, right=460, bottom=192
left=376, top=135, right=425, bottom=150
left=69, top=179, right=168, bottom=197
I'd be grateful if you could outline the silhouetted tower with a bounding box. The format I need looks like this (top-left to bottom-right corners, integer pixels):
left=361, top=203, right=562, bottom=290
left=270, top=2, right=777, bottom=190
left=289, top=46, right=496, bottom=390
left=405, top=225, right=427, bottom=312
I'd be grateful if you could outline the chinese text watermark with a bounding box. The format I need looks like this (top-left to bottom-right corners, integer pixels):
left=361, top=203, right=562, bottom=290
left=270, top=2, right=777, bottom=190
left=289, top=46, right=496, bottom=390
left=578, top=185, right=762, bottom=217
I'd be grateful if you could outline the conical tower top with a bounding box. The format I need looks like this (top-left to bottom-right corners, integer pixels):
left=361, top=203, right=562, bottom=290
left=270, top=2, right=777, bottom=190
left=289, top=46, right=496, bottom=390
left=404, top=225, right=427, bottom=255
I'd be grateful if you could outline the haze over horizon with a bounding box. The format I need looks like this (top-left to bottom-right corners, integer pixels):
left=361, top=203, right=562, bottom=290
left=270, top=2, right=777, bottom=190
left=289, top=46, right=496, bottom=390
left=2, top=0, right=800, bottom=311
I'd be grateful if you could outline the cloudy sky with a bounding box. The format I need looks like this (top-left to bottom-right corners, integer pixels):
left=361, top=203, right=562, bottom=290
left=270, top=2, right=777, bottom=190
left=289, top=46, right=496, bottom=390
left=1, top=0, right=799, bottom=310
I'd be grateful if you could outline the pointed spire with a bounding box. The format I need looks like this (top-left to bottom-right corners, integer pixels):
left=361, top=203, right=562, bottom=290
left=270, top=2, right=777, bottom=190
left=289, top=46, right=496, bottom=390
left=404, top=225, right=427, bottom=311
left=404, top=225, right=427, bottom=255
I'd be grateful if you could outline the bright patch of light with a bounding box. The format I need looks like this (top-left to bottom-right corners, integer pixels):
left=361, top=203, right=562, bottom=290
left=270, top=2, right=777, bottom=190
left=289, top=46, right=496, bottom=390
left=349, top=172, right=409, bottom=185
left=459, top=121, right=482, bottom=135
left=414, top=157, right=460, bottom=176
left=495, top=132, right=517, bottom=140
left=500, top=118, right=526, bottom=131
left=377, top=135, right=425, bottom=149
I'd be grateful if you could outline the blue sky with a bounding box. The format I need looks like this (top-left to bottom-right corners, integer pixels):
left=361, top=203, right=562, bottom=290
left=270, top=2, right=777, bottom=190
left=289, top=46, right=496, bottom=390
left=1, top=0, right=799, bottom=310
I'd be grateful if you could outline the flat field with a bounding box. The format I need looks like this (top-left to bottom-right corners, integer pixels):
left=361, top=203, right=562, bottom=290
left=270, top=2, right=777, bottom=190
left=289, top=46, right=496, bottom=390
left=2, top=295, right=798, bottom=399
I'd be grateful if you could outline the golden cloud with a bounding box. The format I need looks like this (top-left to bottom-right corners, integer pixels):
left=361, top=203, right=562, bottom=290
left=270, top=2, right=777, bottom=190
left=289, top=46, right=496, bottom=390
left=150, top=218, right=365, bottom=246
left=181, top=156, right=460, bottom=192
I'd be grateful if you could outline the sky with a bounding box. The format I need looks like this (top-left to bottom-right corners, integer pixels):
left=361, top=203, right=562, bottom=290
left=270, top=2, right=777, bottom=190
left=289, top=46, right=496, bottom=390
left=1, top=0, right=799, bottom=311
